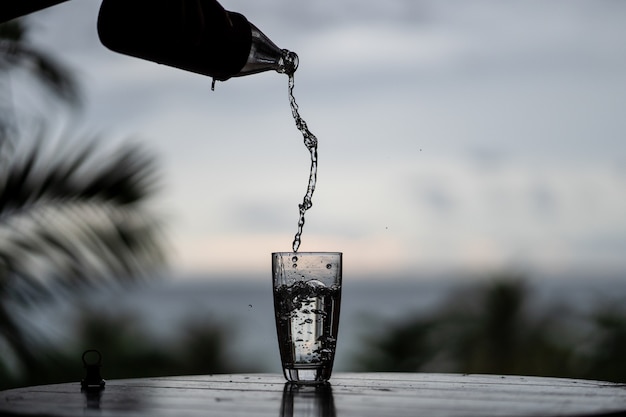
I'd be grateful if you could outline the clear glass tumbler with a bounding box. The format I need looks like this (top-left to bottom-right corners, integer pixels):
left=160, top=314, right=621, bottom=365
left=272, top=252, right=342, bottom=384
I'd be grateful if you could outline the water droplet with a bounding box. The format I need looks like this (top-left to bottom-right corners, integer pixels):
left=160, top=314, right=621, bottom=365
left=292, top=256, right=298, bottom=262
left=292, top=263, right=297, bottom=268
left=326, top=264, right=332, bottom=269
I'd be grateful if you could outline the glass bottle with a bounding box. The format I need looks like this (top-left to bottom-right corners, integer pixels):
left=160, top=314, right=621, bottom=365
left=97, top=0, right=297, bottom=83
left=236, top=23, right=298, bottom=78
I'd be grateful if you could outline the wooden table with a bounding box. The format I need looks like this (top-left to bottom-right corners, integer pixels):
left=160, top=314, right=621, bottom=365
left=1, top=373, right=626, bottom=417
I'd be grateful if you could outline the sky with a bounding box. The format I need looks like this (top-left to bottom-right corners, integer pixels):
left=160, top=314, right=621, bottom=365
left=17, top=1, right=626, bottom=281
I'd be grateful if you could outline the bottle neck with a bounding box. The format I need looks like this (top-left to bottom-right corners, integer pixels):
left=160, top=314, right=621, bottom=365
left=235, top=24, right=298, bottom=77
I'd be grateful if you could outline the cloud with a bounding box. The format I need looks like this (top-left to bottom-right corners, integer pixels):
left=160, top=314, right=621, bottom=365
left=419, top=184, right=457, bottom=214
left=22, top=0, right=626, bottom=279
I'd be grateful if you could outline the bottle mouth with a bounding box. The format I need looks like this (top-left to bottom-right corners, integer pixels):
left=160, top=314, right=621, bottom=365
left=280, top=49, right=299, bottom=75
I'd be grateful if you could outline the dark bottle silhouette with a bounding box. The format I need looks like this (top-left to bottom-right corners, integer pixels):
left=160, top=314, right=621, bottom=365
left=97, top=0, right=297, bottom=83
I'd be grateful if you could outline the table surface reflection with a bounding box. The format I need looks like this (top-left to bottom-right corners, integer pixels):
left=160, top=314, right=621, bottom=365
left=1, top=373, right=626, bottom=417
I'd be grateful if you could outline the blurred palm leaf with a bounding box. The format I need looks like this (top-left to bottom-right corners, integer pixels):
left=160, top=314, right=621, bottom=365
left=0, top=19, right=80, bottom=105
left=0, top=15, right=167, bottom=382
left=0, top=133, right=166, bottom=372
left=0, top=132, right=165, bottom=295
left=1, top=18, right=81, bottom=151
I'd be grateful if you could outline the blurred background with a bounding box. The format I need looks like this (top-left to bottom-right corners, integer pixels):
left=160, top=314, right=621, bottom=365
left=1, top=0, right=626, bottom=389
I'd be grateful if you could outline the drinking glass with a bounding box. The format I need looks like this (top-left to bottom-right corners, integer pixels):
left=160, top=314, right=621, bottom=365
left=272, top=252, right=342, bottom=384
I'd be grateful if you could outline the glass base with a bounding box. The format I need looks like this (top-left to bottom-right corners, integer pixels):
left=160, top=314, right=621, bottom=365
left=283, top=367, right=331, bottom=385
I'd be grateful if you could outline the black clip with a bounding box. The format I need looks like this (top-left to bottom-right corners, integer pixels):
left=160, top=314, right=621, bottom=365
left=81, top=349, right=105, bottom=390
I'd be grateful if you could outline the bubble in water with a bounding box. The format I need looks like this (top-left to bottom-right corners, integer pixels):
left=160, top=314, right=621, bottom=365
left=292, top=263, right=298, bottom=268
left=326, top=264, right=332, bottom=269
left=292, top=256, right=298, bottom=262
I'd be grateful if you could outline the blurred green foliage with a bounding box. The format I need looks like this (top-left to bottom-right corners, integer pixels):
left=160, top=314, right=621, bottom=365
left=352, top=273, right=626, bottom=383
left=0, top=309, right=246, bottom=390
